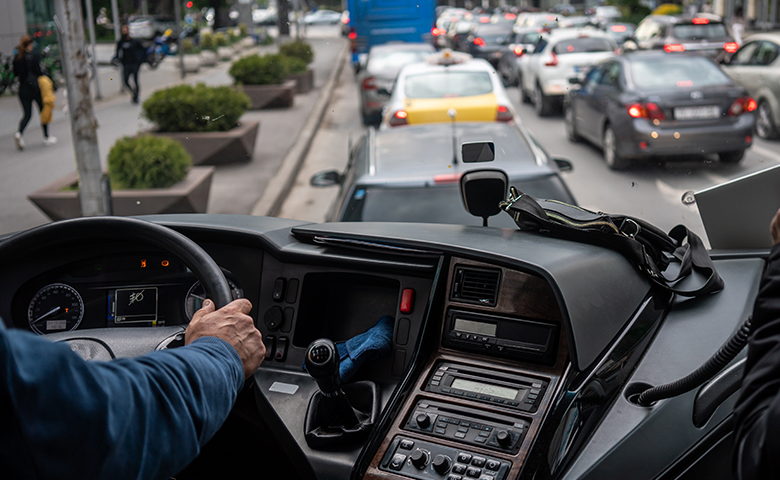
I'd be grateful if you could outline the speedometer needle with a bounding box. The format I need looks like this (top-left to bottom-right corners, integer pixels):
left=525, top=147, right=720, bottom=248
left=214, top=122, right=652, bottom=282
left=32, top=306, right=62, bottom=324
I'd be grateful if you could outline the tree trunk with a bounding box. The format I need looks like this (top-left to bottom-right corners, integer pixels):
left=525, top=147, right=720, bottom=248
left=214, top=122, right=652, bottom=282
left=278, top=0, right=291, bottom=36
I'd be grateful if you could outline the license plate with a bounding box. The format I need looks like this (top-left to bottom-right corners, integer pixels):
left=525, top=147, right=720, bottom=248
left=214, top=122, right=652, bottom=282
left=674, top=106, right=720, bottom=120
left=492, top=51, right=502, bottom=58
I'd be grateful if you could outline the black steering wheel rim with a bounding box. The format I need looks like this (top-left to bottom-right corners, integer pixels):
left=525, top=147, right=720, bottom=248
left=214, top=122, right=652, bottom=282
left=0, top=216, right=233, bottom=309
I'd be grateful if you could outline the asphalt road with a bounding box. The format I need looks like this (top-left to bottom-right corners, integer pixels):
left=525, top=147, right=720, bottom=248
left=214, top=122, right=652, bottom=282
left=281, top=57, right=780, bottom=248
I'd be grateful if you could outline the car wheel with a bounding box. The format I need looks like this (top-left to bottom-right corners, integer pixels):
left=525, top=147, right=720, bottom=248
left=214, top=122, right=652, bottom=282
left=719, top=150, right=745, bottom=163
left=756, top=100, right=780, bottom=139
left=603, top=125, right=629, bottom=170
left=565, top=105, right=581, bottom=142
left=534, top=83, right=551, bottom=117
left=520, top=76, right=531, bottom=104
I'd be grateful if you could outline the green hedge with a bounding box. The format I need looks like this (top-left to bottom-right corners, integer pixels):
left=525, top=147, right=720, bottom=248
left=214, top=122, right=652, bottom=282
left=214, top=32, right=228, bottom=47
left=200, top=32, right=216, bottom=51
left=142, top=83, right=251, bottom=133
left=279, top=40, right=313, bottom=64
left=229, top=53, right=289, bottom=85
left=108, top=136, right=191, bottom=189
left=285, top=56, right=308, bottom=74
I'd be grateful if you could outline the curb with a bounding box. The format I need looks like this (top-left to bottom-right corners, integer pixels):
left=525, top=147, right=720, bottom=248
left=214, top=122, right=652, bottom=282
left=249, top=43, right=349, bottom=218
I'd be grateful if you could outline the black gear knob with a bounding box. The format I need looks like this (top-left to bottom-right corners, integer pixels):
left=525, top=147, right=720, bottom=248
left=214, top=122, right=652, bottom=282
left=305, top=339, right=341, bottom=394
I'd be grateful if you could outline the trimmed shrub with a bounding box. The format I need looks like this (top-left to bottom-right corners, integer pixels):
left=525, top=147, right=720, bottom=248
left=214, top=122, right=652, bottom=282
left=200, top=32, right=216, bottom=51
left=182, top=37, right=199, bottom=54
left=214, top=32, right=228, bottom=47
left=651, top=3, right=683, bottom=15
left=108, top=136, right=191, bottom=189
left=279, top=40, right=313, bottom=64
left=142, top=83, right=251, bottom=133
left=285, top=55, right=308, bottom=74
left=229, top=53, right=290, bottom=85
left=261, top=34, right=274, bottom=46
left=238, top=23, right=248, bottom=37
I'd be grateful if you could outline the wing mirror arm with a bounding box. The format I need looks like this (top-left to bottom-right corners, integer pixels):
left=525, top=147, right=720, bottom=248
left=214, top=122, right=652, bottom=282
left=553, top=157, right=574, bottom=172
left=310, top=170, right=344, bottom=187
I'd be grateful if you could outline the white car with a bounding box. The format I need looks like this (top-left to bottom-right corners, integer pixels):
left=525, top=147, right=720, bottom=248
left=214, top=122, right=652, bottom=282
left=303, top=10, right=342, bottom=25
left=520, top=28, right=617, bottom=116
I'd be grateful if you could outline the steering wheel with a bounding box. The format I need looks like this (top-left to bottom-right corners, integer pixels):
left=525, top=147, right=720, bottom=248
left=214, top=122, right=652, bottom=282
left=0, top=217, right=232, bottom=357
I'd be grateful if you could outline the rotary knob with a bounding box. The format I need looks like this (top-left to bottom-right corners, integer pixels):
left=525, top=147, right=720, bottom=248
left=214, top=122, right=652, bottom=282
left=415, top=413, right=431, bottom=429
left=432, top=454, right=452, bottom=474
left=410, top=449, right=430, bottom=469
left=496, top=429, right=512, bottom=447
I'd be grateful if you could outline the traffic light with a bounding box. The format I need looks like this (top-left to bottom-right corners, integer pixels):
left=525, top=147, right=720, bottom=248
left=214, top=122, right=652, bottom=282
left=186, top=1, right=193, bottom=8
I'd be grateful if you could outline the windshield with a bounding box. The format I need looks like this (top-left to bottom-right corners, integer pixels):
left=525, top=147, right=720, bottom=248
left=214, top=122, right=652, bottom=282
left=367, top=49, right=432, bottom=72
left=630, top=56, right=731, bottom=89
left=672, top=23, right=729, bottom=39
left=553, top=38, right=614, bottom=54
left=404, top=71, right=493, bottom=98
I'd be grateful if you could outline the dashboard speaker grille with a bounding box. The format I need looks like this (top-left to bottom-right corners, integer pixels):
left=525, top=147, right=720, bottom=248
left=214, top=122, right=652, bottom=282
left=451, top=266, right=500, bottom=306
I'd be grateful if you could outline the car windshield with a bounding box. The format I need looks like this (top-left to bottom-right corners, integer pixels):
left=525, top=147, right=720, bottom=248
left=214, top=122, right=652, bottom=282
left=404, top=71, right=493, bottom=98
left=368, top=49, right=432, bottom=72
left=630, top=56, right=731, bottom=89
left=553, top=37, right=613, bottom=54
left=672, top=23, right=729, bottom=39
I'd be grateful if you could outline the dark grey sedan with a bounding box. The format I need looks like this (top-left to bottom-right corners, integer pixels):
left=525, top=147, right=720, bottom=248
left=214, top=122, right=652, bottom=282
left=565, top=52, right=756, bottom=169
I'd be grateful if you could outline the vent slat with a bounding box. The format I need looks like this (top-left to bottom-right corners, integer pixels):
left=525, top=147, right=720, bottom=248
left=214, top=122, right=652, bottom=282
left=451, top=267, right=500, bottom=306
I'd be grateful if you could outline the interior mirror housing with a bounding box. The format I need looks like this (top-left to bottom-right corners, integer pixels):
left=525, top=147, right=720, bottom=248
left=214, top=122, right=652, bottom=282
left=310, top=170, right=343, bottom=187
left=553, top=157, right=574, bottom=172
left=461, top=142, right=495, bottom=163
left=460, top=169, right=508, bottom=227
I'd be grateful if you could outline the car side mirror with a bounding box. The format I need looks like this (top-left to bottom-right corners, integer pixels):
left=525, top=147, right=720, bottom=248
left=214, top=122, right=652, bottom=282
left=553, top=157, right=573, bottom=172
left=568, top=77, right=582, bottom=85
left=460, top=169, right=509, bottom=227
left=377, top=87, right=392, bottom=96
left=310, top=170, right=343, bottom=187
left=461, top=141, right=495, bottom=163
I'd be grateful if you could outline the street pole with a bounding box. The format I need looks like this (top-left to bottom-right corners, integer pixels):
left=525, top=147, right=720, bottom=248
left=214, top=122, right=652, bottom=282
left=55, top=0, right=108, bottom=217
left=84, top=0, right=102, bottom=100
left=141, top=0, right=148, bottom=15
left=175, top=0, right=184, bottom=79
left=111, top=0, right=123, bottom=92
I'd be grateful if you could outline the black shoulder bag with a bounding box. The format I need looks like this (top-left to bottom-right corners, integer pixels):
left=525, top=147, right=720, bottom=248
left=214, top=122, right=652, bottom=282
left=499, top=187, right=724, bottom=297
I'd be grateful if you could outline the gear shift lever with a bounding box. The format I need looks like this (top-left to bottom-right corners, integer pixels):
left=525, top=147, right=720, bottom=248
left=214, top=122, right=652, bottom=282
left=305, top=339, right=360, bottom=427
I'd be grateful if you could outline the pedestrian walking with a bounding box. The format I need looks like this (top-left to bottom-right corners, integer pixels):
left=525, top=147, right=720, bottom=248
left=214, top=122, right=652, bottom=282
left=732, top=6, right=745, bottom=46
left=114, top=24, right=145, bottom=104
left=12, top=35, right=56, bottom=150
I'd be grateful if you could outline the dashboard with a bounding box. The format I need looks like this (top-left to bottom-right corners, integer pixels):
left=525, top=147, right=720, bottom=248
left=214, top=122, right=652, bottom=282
left=0, top=215, right=766, bottom=480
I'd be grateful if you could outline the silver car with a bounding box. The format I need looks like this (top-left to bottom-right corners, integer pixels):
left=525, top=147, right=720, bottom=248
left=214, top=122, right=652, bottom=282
left=721, top=33, right=780, bottom=139
left=357, top=43, right=436, bottom=125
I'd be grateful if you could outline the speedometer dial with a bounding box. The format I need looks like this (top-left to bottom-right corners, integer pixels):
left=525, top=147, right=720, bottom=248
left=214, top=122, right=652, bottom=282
left=27, top=283, right=84, bottom=335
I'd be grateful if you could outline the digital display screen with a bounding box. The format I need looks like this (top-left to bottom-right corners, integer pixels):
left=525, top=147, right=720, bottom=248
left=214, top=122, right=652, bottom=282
left=454, top=318, right=497, bottom=336
left=450, top=378, right=519, bottom=400
left=114, top=287, right=158, bottom=323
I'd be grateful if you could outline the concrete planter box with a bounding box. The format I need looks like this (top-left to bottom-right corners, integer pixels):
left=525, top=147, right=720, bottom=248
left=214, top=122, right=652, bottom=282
left=181, top=54, right=200, bottom=73
left=28, top=167, right=215, bottom=221
left=232, top=43, right=243, bottom=53
left=218, top=46, right=233, bottom=61
left=288, top=69, right=314, bottom=94
left=240, top=37, right=255, bottom=49
left=151, top=120, right=260, bottom=165
left=240, top=81, right=296, bottom=109
left=199, top=50, right=218, bottom=67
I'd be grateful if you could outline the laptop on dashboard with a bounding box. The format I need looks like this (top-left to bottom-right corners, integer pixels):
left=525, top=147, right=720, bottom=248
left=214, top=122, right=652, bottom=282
left=695, top=164, right=780, bottom=250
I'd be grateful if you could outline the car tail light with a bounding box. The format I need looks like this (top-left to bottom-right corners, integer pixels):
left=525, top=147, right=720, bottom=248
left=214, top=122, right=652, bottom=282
left=389, top=110, right=408, bottom=127
left=361, top=76, right=377, bottom=90
left=513, top=45, right=524, bottom=56
left=728, top=97, right=757, bottom=115
left=663, top=44, right=685, bottom=53
left=611, top=25, right=627, bottom=32
left=496, top=105, right=513, bottom=122
left=692, top=17, right=709, bottom=24
left=432, top=27, right=443, bottom=36
left=479, top=16, right=490, bottom=23
left=545, top=51, right=558, bottom=66
left=342, top=17, right=349, bottom=25
left=434, top=173, right=463, bottom=183
left=627, top=102, right=665, bottom=120
left=504, top=13, right=517, bottom=20
left=723, top=42, right=739, bottom=53
left=746, top=135, right=753, bottom=144
left=473, top=37, right=486, bottom=47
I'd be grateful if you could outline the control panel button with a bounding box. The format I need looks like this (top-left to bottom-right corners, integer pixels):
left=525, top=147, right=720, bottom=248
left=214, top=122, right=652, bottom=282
left=399, top=439, right=415, bottom=450
left=479, top=475, right=495, bottom=480
left=432, top=454, right=452, bottom=474
left=263, top=335, right=275, bottom=360
left=272, top=278, right=286, bottom=302
left=263, top=306, right=283, bottom=331
left=390, top=454, right=406, bottom=471
left=486, top=460, right=501, bottom=471
left=410, top=449, right=430, bottom=469
left=466, top=467, right=482, bottom=478
left=471, top=457, right=486, bottom=467
left=416, top=413, right=431, bottom=429
left=447, top=476, right=463, bottom=480
left=452, top=463, right=468, bottom=474
left=496, top=430, right=511, bottom=447
left=457, top=453, right=472, bottom=464
left=274, top=336, right=288, bottom=362
left=400, top=288, right=415, bottom=314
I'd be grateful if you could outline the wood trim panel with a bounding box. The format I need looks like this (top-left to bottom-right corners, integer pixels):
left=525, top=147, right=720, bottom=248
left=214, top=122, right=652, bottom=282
left=364, top=257, right=570, bottom=480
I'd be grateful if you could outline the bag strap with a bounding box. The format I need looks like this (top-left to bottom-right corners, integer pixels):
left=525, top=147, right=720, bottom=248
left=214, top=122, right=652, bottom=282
left=500, top=188, right=724, bottom=298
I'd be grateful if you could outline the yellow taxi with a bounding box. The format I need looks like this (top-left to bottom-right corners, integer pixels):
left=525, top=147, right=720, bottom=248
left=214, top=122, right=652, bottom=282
left=380, top=50, right=517, bottom=128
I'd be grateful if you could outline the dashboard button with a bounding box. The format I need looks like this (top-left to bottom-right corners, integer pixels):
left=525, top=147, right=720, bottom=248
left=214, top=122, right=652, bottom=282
left=432, top=454, right=452, bottom=474
left=455, top=432, right=467, bottom=439
left=479, top=475, right=495, bottom=480
left=272, top=278, right=286, bottom=302
left=410, top=449, right=429, bottom=469
left=474, top=437, right=486, bottom=443
left=263, top=335, right=275, bottom=360
left=471, top=457, right=486, bottom=467
left=456, top=453, right=472, bottom=464
left=452, top=463, right=468, bottom=474
left=274, top=336, right=288, bottom=362
left=466, top=467, right=481, bottom=477
left=399, top=439, right=415, bottom=450
left=390, top=454, right=406, bottom=471
left=416, top=413, right=431, bottom=429
left=400, top=288, right=415, bottom=314
left=447, top=476, right=463, bottom=480
left=285, top=278, right=299, bottom=303
left=486, top=460, right=501, bottom=471
left=263, top=307, right=283, bottom=331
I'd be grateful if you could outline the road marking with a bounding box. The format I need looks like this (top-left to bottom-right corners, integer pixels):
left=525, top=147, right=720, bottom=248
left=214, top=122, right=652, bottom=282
left=750, top=144, right=780, bottom=163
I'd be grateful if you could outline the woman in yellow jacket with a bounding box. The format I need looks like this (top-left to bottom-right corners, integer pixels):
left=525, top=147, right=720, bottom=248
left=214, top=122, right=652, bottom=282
left=38, top=74, right=56, bottom=143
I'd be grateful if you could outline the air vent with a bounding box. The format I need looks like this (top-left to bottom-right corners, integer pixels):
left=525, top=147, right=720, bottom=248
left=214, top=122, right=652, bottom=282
left=451, top=266, right=500, bottom=306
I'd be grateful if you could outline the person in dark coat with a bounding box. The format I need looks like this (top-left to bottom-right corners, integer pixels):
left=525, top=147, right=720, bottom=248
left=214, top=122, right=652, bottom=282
left=733, top=207, right=780, bottom=478
left=114, top=24, right=145, bottom=103
left=12, top=35, right=56, bottom=150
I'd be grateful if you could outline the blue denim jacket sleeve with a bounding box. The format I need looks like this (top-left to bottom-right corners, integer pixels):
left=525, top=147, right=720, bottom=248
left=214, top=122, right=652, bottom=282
left=0, top=322, right=244, bottom=480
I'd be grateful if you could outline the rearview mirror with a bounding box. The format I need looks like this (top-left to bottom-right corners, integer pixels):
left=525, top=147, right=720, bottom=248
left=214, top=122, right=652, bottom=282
left=461, top=142, right=495, bottom=163
left=553, top=157, right=573, bottom=172
left=460, top=169, right=508, bottom=227
left=310, top=170, right=343, bottom=187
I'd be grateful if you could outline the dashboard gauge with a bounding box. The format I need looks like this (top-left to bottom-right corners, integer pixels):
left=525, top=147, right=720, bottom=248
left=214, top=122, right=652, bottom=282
left=185, top=280, right=243, bottom=320
left=27, top=283, right=84, bottom=335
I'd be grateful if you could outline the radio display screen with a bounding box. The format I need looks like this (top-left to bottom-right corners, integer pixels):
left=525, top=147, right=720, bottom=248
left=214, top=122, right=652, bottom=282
left=451, top=378, right=518, bottom=400
left=454, top=318, right=497, bottom=336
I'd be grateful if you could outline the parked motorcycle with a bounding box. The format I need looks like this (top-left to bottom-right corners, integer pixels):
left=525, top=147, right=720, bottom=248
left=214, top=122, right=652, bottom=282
left=144, top=29, right=177, bottom=70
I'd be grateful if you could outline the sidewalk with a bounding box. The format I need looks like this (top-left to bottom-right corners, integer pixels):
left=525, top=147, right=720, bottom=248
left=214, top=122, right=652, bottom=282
left=0, top=26, right=347, bottom=235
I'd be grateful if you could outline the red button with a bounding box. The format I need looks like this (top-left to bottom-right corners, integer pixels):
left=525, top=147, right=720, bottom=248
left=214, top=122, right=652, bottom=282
left=400, top=288, right=414, bottom=314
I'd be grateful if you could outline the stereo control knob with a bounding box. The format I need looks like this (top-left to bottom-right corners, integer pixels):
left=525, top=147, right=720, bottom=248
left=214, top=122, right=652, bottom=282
left=432, top=454, right=452, bottom=474
left=415, top=413, right=431, bottom=429
left=496, top=429, right=512, bottom=447
left=410, top=449, right=429, bottom=469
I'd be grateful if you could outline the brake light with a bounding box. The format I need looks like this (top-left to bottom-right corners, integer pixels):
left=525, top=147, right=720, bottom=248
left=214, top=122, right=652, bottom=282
left=348, top=30, right=357, bottom=40
left=611, top=25, right=627, bottom=32
left=514, top=45, right=524, bottom=56
left=496, top=105, right=513, bottom=122
left=342, top=16, right=349, bottom=25
left=545, top=51, right=558, bottom=66
left=479, top=16, right=490, bottom=23
left=389, top=110, right=408, bottom=127
left=723, top=42, right=739, bottom=53
left=728, top=97, right=757, bottom=115
left=692, top=17, right=709, bottom=24
left=432, top=27, right=443, bottom=36
left=434, top=173, right=463, bottom=184
left=627, top=102, right=665, bottom=120
left=473, top=37, right=486, bottom=47
left=504, top=13, right=517, bottom=20
left=664, top=44, right=685, bottom=53
left=361, top=76, right=376, bottom=90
